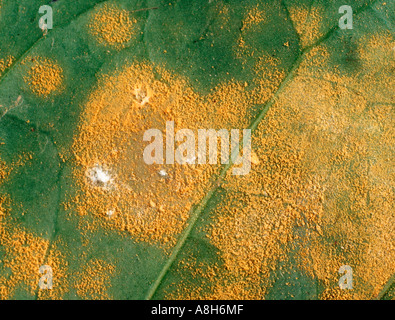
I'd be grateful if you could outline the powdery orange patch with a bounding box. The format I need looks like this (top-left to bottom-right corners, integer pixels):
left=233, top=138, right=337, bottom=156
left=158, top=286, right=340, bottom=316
left=0, top=227, right=49, bottom=299
left=235, top=4, right=268, bottom=62
left=251, top=54, right=286, bottom=105
left=0, top=55, right=14, bottom=78
left=354, top=32, right=394, bottom=104
left=89, top=4, right=137, bottom=48
left=71, top=60, right=256, bottom=249
left=300, top=33, right=394, bottom=108
left=0, top=158, right=8, bottom=234
left=241, top=6, right=266, bottom=32
left=288, top=4, right=324, bottom=48
left=0, top=160, right=8, bottom=181
left=23, top=57, right=63, bottom=97
left=0, top=153, right=68, bottom=300
left=36, top=239, right=69, bottom=300
left=74, top=259, right=115, bottom=300
left=168, top=31, right=394, bottom=299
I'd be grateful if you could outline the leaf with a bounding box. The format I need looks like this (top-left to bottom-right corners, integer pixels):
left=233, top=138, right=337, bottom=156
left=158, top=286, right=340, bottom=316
left=0, top=0, right=393, bottom=300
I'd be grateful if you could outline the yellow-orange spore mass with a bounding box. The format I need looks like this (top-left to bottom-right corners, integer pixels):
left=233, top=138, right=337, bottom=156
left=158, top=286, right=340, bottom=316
left=74, top=259, right=115, bottom=300
left=241, top=6, right=265, bottom=32
left=36, top=240, right=69, bottom=300
left=0, top=155, right=67, bottom=300
left=288, top=5, right=324, bottom=48
left=89, top=4, right=137, bottom=47
left=0, top=227, right=49, bottom=299
left=169, top=33, right=394, bottom=299
left=235, top=5, right=267, bottom=62
left=24, top=57, right=63, bottom=97
left=71, top=55, right=270, bottom=249
left=0, top=160, right=8, bottom=181
left=0, top=55, right=14, bottom=78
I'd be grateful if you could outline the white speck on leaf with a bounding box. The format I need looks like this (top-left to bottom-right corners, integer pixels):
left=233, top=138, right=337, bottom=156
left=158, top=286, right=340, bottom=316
left=87, top=164, right=113, bottom=188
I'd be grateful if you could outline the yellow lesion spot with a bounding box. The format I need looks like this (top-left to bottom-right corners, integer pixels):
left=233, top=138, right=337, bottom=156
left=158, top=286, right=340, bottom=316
left=24, top=57, right=63, bottom=97
left=72, top=63, right=216, bottom=248
left=0, top=160, right=8, bottom=181
left=252, top=54, right=286, bottom=104
left=0, top=158, right=9, bottom=221
left=0, top=155, right=69, bottom=300
left=320, top=287, right=353, bottom=300
left=235, top=5, right=267, bottom=60
left=0, top=55, right=14, bottom=78
left=288, top=5, right=324, bottom=48
left=36, top=240, right=69, bottom=300
left=0, top=227, right=49, bottom=299
left=89, top=4, right=137, bottom=48
left=71, top=60, right=256, bottom=249
left=170, top=34, right=394, bottom=298
left=74, top=259, right=115, bottom=300
left=241, top=7, right=266, bottom=32
left=356, top=32, right=395, bottom=103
